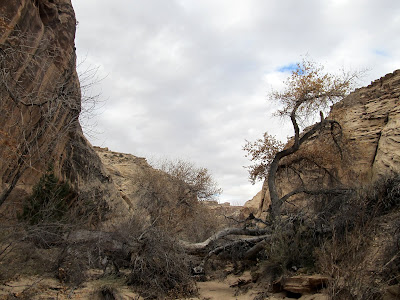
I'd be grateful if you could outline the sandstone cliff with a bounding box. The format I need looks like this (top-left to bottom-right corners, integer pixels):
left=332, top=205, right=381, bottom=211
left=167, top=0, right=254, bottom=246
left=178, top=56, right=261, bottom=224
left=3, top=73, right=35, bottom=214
left=0, top=0, right=127, bottom=221
left=332, top=70, right=400, bottom=179
left=247, top=70, right=400, bottom=213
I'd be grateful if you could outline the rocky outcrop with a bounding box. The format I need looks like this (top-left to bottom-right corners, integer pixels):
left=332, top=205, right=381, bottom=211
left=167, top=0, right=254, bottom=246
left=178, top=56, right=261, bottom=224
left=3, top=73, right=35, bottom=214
left=331, top=70, right=400, bottom=179
left=95, top=147, right=244, bottom=218
left=94, top=146, right=153, bottom=210
left=0, top=1, right=127, bottom=221
left=249, top=70, right=400, bottom=213
left=243, top=190, right=262, bottom=213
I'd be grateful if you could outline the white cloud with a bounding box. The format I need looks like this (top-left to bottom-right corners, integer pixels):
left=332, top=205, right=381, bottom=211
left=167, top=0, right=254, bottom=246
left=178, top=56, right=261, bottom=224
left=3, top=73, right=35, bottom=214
left=72, top=0, right=400, bottom=205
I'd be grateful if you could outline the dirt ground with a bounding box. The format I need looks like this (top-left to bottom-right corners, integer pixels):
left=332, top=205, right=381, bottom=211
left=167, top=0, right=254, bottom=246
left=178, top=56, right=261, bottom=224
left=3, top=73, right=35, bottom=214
left=0, top=270, right=328, bottom=300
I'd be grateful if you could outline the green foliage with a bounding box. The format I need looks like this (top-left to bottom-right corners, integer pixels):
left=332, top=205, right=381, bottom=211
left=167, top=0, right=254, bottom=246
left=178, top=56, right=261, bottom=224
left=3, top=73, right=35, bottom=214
left=21, top=170, right=76, bottom=225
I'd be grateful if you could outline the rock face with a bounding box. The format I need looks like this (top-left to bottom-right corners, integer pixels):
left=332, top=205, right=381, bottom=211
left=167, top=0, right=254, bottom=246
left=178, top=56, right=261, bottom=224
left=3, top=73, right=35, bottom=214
left=243, top=190, right=262, bottom=212
left=331, top=70, right=400, bottom=180
left=250, top=70, right=400, bottom=213
left=95, top=146, right=244, bottom=217
left=94, top=146, right=153, bottom=210
left=0, top=0, right=126, bottom=221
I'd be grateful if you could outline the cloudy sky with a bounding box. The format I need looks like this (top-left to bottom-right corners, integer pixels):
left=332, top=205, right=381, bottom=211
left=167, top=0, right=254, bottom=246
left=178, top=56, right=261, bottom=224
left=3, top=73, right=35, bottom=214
left=70, top=0, right=400, bottom=205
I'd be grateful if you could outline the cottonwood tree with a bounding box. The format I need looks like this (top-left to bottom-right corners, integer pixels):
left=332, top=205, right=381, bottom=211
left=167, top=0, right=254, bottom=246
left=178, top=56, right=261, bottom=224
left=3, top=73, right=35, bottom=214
left=244, top=58, right=360, bottom=221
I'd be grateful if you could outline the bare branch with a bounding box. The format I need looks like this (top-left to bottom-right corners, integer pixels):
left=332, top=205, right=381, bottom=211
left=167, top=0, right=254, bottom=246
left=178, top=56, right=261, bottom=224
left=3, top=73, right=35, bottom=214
left=180, top=227, right=271, bottom=254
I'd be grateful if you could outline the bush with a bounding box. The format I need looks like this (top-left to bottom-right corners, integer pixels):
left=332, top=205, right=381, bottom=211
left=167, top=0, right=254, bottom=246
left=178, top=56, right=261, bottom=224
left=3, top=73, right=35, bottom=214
left=20, top=170, right=76, bottom=225
left=135, top=166, right=224, bottom=242
left=127, top=226, right=195, bottom=299
left=255, top=173, right=400, bottom=295
left=314, top=174, right=400, bottom=299
left=259, top=214, right=321, bottom=282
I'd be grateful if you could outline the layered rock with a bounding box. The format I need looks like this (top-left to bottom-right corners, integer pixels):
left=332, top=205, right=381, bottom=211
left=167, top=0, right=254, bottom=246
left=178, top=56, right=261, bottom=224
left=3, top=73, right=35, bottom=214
left=0, top=0, right=127, bottom=221
left=249, top=70, right=400, bottom=213
left=332, top=70, right=400, bottom=179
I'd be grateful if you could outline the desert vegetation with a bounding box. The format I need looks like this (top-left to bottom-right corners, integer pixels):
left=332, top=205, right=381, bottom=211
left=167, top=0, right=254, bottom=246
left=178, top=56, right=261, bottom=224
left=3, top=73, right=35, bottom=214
left=0, top=157, right=229, bottom=299
left=1, top=4, right=400, bottom=297
left=1, top=56, right=400, bottom=300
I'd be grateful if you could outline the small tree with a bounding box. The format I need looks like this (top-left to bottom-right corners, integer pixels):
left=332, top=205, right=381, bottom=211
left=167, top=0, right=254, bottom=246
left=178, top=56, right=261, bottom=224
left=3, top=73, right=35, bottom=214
left=244, top=58, right=360, bottom=221
left=135, top=158, right=223, bottom=241
left=155, top=158, right=222, bottom=202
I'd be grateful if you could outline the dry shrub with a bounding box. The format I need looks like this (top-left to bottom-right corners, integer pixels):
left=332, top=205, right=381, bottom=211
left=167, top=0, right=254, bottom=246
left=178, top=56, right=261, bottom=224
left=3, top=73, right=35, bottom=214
left=178, top=201, right=226, bottom=243
left=0, top=170, right=111, bottom=286
left=101, top=216, right=196, bottom=299
left=314, top=174, right=400, bottom=299
left=127, top=226, right=195, bottom=299
left=93, top=285, right=119, bottom=300
left=316, top=227, right=379, bottom=299
left=313, top=173, right=400, bottom=238
left=56, top=245, right=91, bottom=285
left=0, top=232, right=60, bottom=281
left=255, top=174, right=400, bottom=296
left=362, top=174, right=400, bottom=216
left=155, top=158, right=222, bottom=202
left=135, top=167, right=223, bottom=242
left=379, top=223, right=400, bottom=287
left=258, top=214, right=321, bottom=283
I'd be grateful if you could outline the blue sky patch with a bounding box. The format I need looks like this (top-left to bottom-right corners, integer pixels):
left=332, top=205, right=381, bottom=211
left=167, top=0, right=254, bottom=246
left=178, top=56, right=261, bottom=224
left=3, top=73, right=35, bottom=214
left=278, top=63, right=299, bottom=73
left=374, top=49, right=389, bottom=57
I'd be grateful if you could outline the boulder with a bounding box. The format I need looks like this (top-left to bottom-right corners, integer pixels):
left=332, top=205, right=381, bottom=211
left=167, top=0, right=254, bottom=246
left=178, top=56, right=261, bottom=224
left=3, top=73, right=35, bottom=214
left=273, top=274, right=330, bottom=295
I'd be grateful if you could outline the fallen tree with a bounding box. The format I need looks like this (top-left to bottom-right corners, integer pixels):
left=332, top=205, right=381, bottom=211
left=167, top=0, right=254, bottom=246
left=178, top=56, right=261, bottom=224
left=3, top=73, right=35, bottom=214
left=180, top=226, right=271, bottom=254
left=62, top=225, right=272, bottom=258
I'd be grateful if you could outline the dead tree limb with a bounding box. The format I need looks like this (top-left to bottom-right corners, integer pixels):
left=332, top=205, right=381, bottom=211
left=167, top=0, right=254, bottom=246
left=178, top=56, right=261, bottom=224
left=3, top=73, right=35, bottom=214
left=196, top=234, right=271, bottom=271
left=180, top=227, right=271, bottom=254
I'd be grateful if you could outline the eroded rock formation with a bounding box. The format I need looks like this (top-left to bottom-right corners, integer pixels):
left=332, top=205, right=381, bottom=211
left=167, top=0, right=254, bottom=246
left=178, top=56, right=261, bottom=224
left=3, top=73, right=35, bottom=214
left=0, top=0, right=127, bottom=221
left=94, top=146, right=153, bottom=210
left=332, top=70, right=400, bottom=179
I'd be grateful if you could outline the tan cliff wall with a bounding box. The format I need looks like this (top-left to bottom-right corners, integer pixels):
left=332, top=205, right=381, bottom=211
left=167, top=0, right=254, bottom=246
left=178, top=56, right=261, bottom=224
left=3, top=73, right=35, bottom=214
left=0, top=0, right=128, bottom=221
left=331, top=70, right=400, bottom=179
left=247, top=70, right=400, bottom=214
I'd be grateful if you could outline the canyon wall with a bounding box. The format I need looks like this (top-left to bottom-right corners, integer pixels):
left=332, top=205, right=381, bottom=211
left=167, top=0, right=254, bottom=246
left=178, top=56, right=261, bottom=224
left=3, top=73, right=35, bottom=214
left=0, top=0, right=128, bottom=220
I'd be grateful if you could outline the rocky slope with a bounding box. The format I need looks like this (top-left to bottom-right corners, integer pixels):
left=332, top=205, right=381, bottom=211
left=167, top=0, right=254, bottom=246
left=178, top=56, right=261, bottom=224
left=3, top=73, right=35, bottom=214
left=95, top=146, right=244, bottom=221
left=94, top=146, right=153, bottom=211
left=0, top=0, right=127, bottom=221
left=248, top=69, right=400, bottom=213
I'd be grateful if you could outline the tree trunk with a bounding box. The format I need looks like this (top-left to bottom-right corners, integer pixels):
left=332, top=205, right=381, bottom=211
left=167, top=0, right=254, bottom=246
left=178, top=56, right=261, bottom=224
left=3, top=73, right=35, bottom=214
left=266, top=113, right=332, bottom=221
left=0, top=167, right=23, bottom=207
